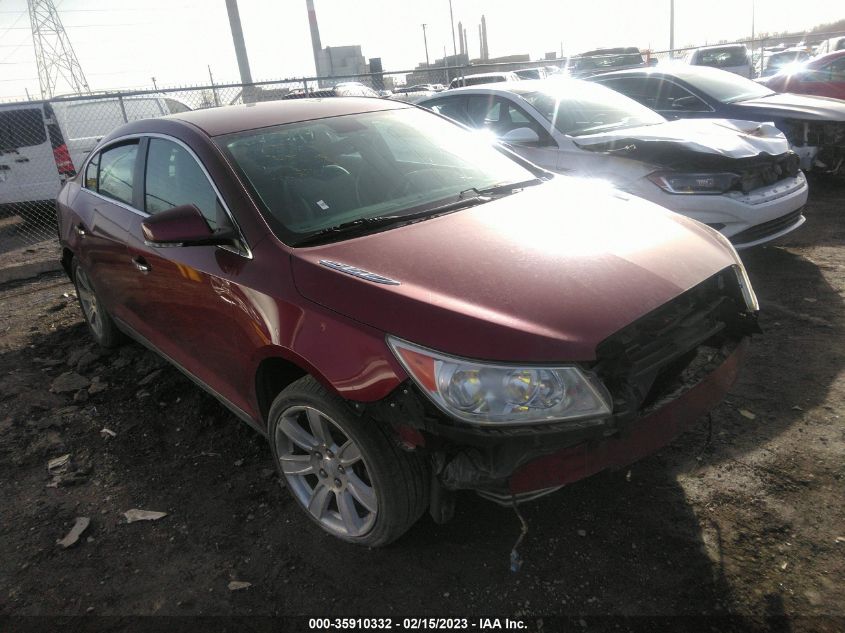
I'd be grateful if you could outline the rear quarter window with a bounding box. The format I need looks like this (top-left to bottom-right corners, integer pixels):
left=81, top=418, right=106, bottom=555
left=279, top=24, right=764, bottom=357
left=0, top=108, right=47, bottom=150
left=84, top=153, right=100, bottom=190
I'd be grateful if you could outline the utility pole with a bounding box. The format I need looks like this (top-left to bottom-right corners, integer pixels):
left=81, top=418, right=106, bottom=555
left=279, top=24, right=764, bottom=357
left=421, top=23, right=430, bottom=67
left=151, top=76, right=157, bottom=90
left=669, top=0, right=675, bottom=57
left=27, top=0, right=90, bottom=98
left=208, top=65, right=221, bottom=107
left=225, top=0, right=255, bottom=102
left=448, top=0, right=457, bottom=58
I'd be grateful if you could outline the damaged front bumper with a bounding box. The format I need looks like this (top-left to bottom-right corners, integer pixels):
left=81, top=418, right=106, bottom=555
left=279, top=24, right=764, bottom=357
left=369, top=336, right=747, bottom=507
left=363, top=267, right=756, bottom=509
left=438, top=336, right=746, bottom=496
left=508, top=337, right=747, bottom=494
left=784, top=119, right=845, bottom=175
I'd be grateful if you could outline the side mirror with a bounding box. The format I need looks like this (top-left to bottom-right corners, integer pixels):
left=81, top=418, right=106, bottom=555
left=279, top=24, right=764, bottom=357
left=141, top=204, right=234, bottom=247
left=500, top=127, right=541, bottom=146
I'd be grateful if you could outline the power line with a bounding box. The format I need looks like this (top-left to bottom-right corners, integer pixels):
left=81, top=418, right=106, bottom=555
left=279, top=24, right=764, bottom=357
left=2, top=22, right=164, bottom=28
left=0, top=9, right=28, bottom=40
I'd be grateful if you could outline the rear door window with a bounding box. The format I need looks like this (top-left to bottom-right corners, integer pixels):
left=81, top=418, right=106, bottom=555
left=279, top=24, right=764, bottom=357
left=653, top=81, right=709, bottom=112
left=819, top=57, right=845, bottom=81
left=595, top=77, right=659, bottom=109
left=465, top=95, right=498, bottom=127
left=0, top=109, right=47, bottom=150
left=98, top=142, right=138, bottom=205
left=425, top=96, right=470, bottom=124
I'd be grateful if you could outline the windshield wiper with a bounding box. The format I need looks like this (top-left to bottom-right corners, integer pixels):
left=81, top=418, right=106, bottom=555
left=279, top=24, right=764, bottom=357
left=472, top=178, right=545, bottom=196
left=293, top=192, right=493, bottom=247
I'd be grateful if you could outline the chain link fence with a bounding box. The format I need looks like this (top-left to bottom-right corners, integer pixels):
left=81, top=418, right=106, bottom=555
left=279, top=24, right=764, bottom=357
left=645, top=29, right=845, bottom=73
left=2, top=28, right=843, bottom=254
left=0, top=62, right=530, bottom=252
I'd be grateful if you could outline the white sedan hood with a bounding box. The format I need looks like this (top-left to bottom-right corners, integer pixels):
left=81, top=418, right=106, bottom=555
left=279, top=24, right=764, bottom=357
left=573, top=118, right=790, bottom=160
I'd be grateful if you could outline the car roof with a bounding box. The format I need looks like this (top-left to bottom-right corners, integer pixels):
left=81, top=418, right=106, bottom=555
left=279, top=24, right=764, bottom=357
left=691, top=43, right=748, bottom=52
left=436, top=80, right=524, bottom=95
left=452, top=72, right=515, bottom=80
left=164, top=97, right=411, bottom=137
left=422, top=78, right=601, bottom=99
left=811, top=49, right=845, bottom=65
left=577, top=47, right=641, bottom=56
left=590, top=65, right=724, bottom=82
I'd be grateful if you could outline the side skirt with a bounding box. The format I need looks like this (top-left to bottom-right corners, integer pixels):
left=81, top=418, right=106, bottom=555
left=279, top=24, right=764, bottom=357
left=113, top=317, right=266, bottom=436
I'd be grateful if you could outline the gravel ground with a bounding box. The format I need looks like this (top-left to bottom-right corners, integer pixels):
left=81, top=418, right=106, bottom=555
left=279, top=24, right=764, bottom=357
left=1, top=179, right=843, bottom=631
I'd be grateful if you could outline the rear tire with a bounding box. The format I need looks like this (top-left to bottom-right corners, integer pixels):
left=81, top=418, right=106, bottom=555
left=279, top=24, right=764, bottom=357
left=72, top=258, right=123, bottom=349
left=268, top=375, right=428, bottom=547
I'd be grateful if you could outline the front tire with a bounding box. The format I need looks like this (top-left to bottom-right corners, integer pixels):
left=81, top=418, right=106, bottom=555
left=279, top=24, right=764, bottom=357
left=268, top=376, right=428, bottom=547
left=72, top=258, right=123, bottom=349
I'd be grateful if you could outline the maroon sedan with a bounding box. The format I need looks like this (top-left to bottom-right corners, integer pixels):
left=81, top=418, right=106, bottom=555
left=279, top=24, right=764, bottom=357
left=761, top=50, right=845, bottom=101
left=57, top=98, right=759, bottom=546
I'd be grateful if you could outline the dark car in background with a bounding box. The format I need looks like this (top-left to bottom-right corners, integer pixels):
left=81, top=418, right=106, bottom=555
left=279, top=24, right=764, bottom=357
left=283, top=82, right=379, bottom=99
left=565, top=47, right=647, bottom=77
left=590, top=66, right=845, bottom=174
left=57, top=98, right=759, bottom=546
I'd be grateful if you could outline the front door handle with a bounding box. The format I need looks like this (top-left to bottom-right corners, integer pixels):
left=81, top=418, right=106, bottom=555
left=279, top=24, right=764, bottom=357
left=132, top=256, right=151, bottom=273
left=14, top=157, right=29, bottom=163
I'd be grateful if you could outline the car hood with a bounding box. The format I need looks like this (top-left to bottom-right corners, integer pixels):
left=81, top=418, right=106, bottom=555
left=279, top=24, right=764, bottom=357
left=290, top=178, right=738, bottom=363
left=573, top=118, right=790, bottom=163
left=732, top=93, right=845, bottom=121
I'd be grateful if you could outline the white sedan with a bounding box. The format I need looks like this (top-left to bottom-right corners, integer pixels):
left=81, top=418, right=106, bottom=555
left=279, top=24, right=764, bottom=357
left=418, top=80, right=808, bottom=249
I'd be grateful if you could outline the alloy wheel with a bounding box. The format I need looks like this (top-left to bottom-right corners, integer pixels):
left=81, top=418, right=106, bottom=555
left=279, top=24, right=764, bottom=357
left=76, top=267, right=103, bottom=339
left=274, top=406, right=378, bottom=538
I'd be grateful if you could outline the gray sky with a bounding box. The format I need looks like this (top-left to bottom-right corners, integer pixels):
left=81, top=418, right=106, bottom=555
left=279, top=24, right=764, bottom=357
left=0, top=0, right=843, bottom=99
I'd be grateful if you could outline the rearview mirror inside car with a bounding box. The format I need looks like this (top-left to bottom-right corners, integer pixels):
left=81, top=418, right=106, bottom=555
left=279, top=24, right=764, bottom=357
left=141, top=204, right=235, bottom=247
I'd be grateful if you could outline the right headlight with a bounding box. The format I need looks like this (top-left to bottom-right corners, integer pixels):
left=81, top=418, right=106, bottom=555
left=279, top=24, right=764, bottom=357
left=648, top=171, right=739, bottom=195
left=387, top=336, right=612, bottom=426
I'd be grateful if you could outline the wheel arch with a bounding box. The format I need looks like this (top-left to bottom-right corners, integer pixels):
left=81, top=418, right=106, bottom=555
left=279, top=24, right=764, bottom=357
left=254, top=355, right=309, bottom=426
left=61, top=246, right=74, bottom=280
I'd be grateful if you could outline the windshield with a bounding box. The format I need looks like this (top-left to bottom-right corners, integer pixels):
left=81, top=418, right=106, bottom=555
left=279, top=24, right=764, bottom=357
left=519, top=82, right=665, bottom=136
left=679, top=67, right=774, bottom=103
left=219, top=108, right=535, bottom=244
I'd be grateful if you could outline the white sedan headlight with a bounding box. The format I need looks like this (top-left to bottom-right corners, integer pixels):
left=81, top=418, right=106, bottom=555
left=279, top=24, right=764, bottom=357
left=387, top=337, right=612, bottom=426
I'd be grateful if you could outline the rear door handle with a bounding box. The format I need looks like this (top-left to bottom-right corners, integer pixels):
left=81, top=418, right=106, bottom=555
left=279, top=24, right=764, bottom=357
left=132, top=256, right=151, bottom=273
left=14, top=157, right=29, bottom=163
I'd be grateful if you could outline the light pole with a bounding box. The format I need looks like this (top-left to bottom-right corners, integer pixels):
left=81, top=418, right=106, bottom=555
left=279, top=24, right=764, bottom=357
left=751, top=0, right=756, bottom=50
left=448, top=0, right=457, bottom=58
left=669, top=0, right=675, bottom=56
left=421, top=23, right=430, bottom=67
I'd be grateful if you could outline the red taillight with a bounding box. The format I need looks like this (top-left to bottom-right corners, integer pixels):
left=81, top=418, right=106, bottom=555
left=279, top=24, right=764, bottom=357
left=53, top=144, right=76, bottom=177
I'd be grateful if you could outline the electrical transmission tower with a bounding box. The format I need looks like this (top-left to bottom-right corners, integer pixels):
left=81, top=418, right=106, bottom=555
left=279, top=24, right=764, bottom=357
left=27, top=0, right=90, bottom=98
